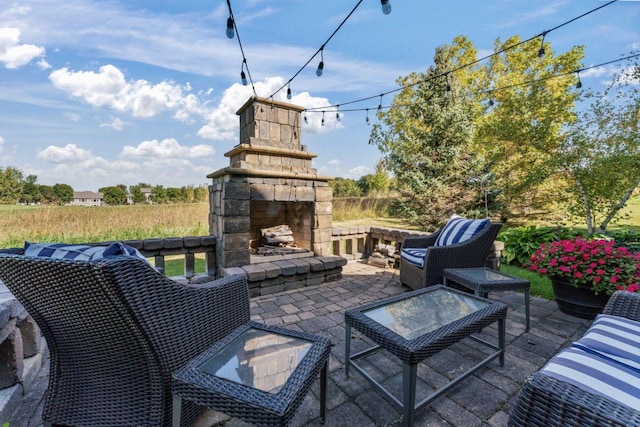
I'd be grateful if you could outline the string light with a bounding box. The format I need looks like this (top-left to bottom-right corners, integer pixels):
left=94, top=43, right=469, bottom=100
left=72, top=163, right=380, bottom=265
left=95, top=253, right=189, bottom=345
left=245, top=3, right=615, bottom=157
left=366, top=108, right=370, bottom=125
left=225, top=1, right=257, bottom=97
left=336, top=105, right=341, bottom=121
left=304, top=114, right=308, bottom=124
left=321, top=111, right=325, bottom=126
left=575, top=70, right=582, bottom=89
left=538, top=31, right=547, bottom=58
left=302, top=0, right=619, bottom=115
left=377, top=94, right=383, bottom=112
left=381, top=0, right=392, bottom=15
left=267, top=0, right=367, bottom=99
left=287, top=85, right=292, bottom=100
left=226, top=17, right=235, bottom=39
left=316, top=47, right=325, bottom=77
left=489, top=99, right=495, bottom=106
left=240, top=60, right=248, bottom=85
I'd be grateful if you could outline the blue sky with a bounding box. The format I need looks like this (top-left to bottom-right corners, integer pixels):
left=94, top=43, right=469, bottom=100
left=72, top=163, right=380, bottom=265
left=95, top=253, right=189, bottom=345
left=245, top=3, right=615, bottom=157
left=0, top=0, right=638, bottom=191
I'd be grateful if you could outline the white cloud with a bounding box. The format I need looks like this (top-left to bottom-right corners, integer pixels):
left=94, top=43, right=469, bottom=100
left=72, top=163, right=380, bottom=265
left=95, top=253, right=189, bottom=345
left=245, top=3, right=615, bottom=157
left=329, top=159, right=340, bottom=165
left=346, top=165, right=370, bottom=179
left=49, top=64, right=209, bottom=120
left=64, top=112, right=80, bottom=122
left=37, top=144, right=108, bottom=169
left=0, top=27, right=46, bottom=69
left=100, top=117, right=127, bottom=131
left=0, top=135, right=4, bottom=153
left=121, top=138, right=215, bottom=159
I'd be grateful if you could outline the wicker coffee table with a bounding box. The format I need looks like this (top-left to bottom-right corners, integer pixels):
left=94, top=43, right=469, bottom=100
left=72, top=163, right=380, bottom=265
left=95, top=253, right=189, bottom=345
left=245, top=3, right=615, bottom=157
left=172, top=321, right=330, bottom=426
left=443, top=267, right=530, bottom=331
left=345, top=286, right=507, bottom=427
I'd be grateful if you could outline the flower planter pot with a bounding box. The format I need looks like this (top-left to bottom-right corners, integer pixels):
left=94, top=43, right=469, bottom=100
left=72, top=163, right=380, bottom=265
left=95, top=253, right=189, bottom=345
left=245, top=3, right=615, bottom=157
left=550, top=276, right=610, bottom=320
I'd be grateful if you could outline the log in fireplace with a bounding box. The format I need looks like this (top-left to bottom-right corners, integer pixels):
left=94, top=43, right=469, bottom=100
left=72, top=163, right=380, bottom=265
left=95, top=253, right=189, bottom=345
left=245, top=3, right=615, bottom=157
left=207, top=97, right=334, bottom=276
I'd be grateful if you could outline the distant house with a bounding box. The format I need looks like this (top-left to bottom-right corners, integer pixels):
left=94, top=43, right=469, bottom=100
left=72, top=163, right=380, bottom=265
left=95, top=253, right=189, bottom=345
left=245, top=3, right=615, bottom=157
left=141, top=187, right=153, bottom=203
left=70, top=191, right=103, bottom=207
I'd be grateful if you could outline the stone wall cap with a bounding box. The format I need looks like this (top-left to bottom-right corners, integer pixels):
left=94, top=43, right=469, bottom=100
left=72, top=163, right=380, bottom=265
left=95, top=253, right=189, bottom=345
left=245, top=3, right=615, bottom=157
left=225, top=143, right=317, bottom=160
left=236, top=96, right=306, bottom=116
left=207, top=167, right=332, bottom=182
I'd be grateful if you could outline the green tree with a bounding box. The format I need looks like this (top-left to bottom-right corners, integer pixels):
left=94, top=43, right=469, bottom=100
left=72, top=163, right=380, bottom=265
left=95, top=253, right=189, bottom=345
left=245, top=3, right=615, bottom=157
left=370, top=36, right=484, bottom=229
left=0, top=166, right=24, bottom=204
left=475, top=36, right=583, bottom=219
left=329, top=177, right=362, bottom=197
left=39, top=185, right=59, bottom=204
left=52, top=183, right=74, bottom=204
left=99, top=186, right=127, bottom=205
left=357, top=163, right=390, bottom=195
left=20, top=175, right=41, bottom=204
left=557, top=57, right=640, bottom=234
left=151, top=185, right=167, bottom=203
left=129, top=183, right=152, bottom=204
left=193, top=185, right=208, bottom=202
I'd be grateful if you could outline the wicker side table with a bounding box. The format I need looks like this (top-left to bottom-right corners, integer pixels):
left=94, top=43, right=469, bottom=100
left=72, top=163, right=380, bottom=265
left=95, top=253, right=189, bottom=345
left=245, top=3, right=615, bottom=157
left=443, top=267, right=530, bottom=331
left=172, top=321, right=330, bottom=426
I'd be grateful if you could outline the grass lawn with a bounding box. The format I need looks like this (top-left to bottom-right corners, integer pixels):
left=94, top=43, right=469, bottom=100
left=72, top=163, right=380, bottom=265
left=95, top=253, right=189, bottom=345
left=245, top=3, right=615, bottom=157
left=501, top=264, right=554, bottom=300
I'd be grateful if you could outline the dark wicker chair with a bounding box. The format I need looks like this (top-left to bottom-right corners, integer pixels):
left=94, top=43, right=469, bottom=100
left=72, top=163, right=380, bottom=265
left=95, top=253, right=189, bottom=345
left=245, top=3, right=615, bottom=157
left=0, top=249, right=252, bottom=427
left=509, top=290, right=640, bottom=426
left=399, top=222, right=502, bottom=290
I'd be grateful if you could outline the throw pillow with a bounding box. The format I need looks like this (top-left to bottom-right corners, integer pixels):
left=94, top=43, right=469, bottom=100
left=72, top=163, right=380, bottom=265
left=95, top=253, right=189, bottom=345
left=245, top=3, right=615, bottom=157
left=435, top=215, right=490, bottom=246
left=24, top=241, right=150, bottom=264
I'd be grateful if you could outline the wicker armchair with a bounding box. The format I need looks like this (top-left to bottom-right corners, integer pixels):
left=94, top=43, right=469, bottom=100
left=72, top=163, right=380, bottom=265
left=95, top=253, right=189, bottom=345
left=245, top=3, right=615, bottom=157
left=0, top=249, right=251, bottom=427
left=509, top=291, right=640, bottom=426
left=399, top=222, right=502, bottom=290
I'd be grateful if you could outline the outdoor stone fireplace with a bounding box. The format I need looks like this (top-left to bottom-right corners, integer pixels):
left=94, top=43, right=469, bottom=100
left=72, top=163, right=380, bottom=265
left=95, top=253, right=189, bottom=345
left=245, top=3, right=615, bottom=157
left=208, top=97, right=340, bottom=285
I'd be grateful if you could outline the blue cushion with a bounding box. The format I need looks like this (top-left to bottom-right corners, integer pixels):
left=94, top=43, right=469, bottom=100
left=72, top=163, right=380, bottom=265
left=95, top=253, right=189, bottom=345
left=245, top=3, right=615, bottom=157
left=400, top=247, right=427, bottom=268
left=541, top=346, right=640, bottom=410
left=435, top=215, right=490, bottom=246
left=24, top=241, right=149, bottom=264
left=574, top=314, right=640, bottom=371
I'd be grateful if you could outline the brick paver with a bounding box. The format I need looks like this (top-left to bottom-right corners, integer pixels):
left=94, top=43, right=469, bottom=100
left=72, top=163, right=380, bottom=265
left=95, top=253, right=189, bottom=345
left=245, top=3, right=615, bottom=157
left=8, top=261, right=591, bottom=427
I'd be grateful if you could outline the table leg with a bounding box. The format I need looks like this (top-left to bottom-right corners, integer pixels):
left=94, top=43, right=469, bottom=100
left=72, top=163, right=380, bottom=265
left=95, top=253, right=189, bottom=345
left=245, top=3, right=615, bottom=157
left=172, top=396, right=182, bottom=427
left=345, top=323, right=351, bottom=378
left=498, top=317, right=505, bottom=367
left=402, top=363, right=417, bottom=427
left=524, top=289, right=530, bottom=332
left=320, top=361, right=328, bottom=424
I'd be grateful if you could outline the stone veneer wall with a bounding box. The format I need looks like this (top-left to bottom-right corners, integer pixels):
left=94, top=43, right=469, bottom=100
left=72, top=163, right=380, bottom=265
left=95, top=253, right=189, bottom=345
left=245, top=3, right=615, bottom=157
left=208, top=175, right=333, bottom=269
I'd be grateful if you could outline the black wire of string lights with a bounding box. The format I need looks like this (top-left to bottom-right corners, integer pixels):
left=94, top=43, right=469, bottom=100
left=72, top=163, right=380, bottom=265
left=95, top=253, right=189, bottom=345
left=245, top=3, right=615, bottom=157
left=302, top=0, right=619, bottom=116
left=267, top=0, right=393, bottom=101
left=325, top=52, right=640, bottom=117
left=225, top=0, right=258, bottom=98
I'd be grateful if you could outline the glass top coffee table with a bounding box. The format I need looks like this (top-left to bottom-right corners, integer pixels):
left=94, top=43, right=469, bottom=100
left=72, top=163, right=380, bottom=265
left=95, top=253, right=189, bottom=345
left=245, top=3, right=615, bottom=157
left=345, top=285, right=507, bottom=427
left=443, top=267, right=530, bottom=331
left=172, top=321, right=330, bottom=426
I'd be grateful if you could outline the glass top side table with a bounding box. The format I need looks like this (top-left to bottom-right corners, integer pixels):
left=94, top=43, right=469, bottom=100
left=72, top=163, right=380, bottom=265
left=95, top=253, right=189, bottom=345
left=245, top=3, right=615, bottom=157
left=442, top=267, right=530, bottom=332
left=172, top=321, right=330, bottom=426
left=345, top=285, right=507, bottom=427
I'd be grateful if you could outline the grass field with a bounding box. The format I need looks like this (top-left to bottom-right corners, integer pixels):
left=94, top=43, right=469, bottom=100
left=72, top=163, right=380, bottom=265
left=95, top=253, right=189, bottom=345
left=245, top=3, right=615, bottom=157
left=3, top=196, right=639, bottom=298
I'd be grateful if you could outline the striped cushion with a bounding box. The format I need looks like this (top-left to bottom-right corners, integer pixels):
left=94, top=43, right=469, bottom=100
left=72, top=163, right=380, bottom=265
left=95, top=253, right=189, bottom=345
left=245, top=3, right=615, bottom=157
left=574, top=314, right=640, bottom=370
left=400, top=247, right=427, bottom=268
left=24, top=241, right=149, bottom=264
left=435, top=215, right=490, bottom=246
left=541, top=346, right=640, bottom=409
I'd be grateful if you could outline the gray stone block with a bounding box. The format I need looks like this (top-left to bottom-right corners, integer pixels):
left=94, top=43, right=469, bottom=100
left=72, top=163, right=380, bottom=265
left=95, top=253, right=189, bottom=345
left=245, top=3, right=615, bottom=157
left=0, top=328, right=23, bottom=389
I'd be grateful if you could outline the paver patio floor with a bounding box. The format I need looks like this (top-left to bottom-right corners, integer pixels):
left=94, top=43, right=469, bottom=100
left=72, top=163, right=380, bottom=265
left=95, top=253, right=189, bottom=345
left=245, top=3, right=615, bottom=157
left=8, top=261, right=591, bottom=427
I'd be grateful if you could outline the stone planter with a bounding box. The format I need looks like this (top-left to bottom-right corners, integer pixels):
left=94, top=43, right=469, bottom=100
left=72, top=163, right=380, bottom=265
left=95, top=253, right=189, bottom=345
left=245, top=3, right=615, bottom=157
left=550, top=276, right=610, bottom=320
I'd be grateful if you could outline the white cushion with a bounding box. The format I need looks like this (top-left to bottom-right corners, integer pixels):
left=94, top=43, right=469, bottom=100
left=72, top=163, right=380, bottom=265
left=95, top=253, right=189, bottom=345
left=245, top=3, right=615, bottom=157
left=541, top=346, right=640, bottom=410
left=574, top=314, right=640, bottom=370
left=400, top=247, right=427, bottom=268
left=435, top=215, right=490, bottom=246
left=24, top=241, right=149, bottom=264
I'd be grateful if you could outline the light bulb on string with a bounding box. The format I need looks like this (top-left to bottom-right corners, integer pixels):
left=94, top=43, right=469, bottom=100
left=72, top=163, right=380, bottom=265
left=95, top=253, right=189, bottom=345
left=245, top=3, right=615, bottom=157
left=575, top=70, right=583, bottom=89
left=380, top=0, right=392, bottom=15
left=316, top=48, right=325, bottom=77
left=366, top=109, right=370, bottom=125
left=321, top=111, right=325, bottom=126
left=287, top=85, right=292, bottom=100
left=336, top=105, right=340, bottom=121
left=304, top=114, right=308, bottom=124
left=226, top=17, right=235, bottom=39
left=377, top=94, right=383, bottom=113
left=240, top=61, right=247, bottom=86
left=538, top=32, right=547, bottom=58
left=489, top=99, right=495, bottom=106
